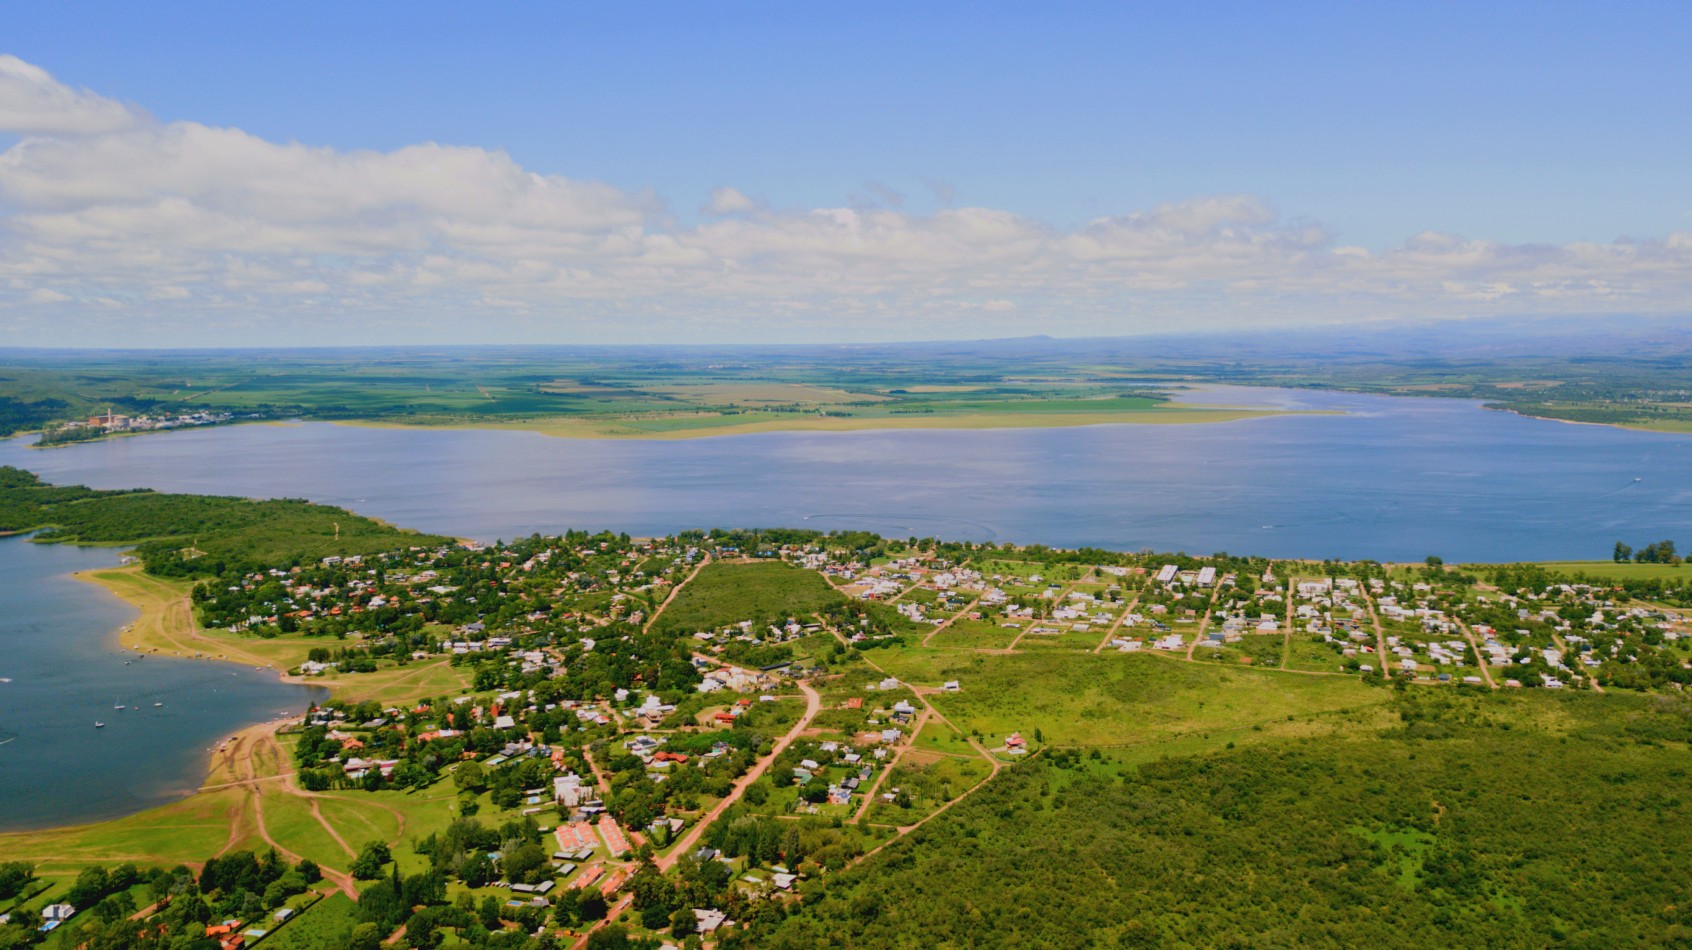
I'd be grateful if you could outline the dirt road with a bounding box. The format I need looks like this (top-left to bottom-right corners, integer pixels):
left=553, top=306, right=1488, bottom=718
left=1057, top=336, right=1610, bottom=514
left=657, top=681, right=821, bottom=872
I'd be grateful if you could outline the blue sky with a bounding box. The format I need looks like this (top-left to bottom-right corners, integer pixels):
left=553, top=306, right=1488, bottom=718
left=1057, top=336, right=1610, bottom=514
left=2, top=2, right=1690, bottom=345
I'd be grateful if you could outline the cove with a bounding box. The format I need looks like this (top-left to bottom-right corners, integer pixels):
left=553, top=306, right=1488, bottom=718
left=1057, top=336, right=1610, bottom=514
left=0, top=535, right=325, bottom=831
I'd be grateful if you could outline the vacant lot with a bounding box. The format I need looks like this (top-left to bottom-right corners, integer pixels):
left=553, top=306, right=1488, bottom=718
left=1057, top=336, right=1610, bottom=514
left=1526, top=560, right=1691, bottom=581
left=654, top=561, right=845, bottom=634
left=264, top=892, right=358, bottom=950
left=877, top=648, right=1384, bottom=750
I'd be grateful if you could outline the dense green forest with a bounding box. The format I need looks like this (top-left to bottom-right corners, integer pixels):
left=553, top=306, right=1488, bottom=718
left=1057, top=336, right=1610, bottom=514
left=0, top=466, right=446, bottom=575
left=0, top=397, right=73, bottom=439
left=742, top=689, right=1692, bottom=949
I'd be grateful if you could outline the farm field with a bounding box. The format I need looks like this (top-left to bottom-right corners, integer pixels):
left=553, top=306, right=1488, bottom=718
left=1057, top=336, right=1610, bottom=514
left=0, top=346, right=1315, bottom=444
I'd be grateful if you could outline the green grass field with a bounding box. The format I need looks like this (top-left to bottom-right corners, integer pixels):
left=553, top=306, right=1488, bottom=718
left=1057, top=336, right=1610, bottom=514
left=925, top=618, right=1021, bottom=650
left=262, top=892, right=359, bottom=950
left=863, top=752, right=992, bottom=825
left=872, top=648, right=1385, bottom=750
left=1510, top=560, right=1691, bottom=580
left=654, top=560, right=845, bottom=633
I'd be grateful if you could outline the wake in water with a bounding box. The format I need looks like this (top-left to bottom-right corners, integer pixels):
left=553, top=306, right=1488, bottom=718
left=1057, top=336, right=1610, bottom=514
left=1594, top=477, right=1644, bottom=498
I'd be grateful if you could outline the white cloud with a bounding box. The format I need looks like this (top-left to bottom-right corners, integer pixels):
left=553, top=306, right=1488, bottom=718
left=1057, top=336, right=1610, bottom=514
left=1, top=55, right=1690, bottom=345
left=0, top=56, right=147, bottom=136
left=703, top=186, right=756, bottom=215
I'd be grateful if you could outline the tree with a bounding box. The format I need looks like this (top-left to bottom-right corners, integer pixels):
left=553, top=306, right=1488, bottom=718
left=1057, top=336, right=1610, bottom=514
left=0, top=863, right=34, bottom=901
left=587, top=924, right=633, bottom=949
left=1614, top=541, right=1634, bottom=562
left=579, top=890, right=609, bottom=921
left=460, top=851, right=495, bottom=888
left=672, top=907, right=698, bottom=940
left=350, top=841, right=392, bottom=880
left=348, top=922, right=383, bottom=950
left=356, top=880, right=406, bottom=931
left=502, top=843, right=547, bottom=885
left=453, top=761, right=487, bottom=792
left=65, top=866, right=110, bottom=908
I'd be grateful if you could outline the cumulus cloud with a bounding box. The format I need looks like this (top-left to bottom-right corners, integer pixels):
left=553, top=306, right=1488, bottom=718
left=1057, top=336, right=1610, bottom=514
left=0, top=55, right=147, bottom=135
left=703, top=186, right=756, bottom=215
left=0, top=55, right=1690, bottom=345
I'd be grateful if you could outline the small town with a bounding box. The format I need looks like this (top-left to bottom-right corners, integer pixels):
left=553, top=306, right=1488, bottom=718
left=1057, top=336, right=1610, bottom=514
left=4, top=509, right=1690, bottom=948
left=36, top=409, right=238, bottom=445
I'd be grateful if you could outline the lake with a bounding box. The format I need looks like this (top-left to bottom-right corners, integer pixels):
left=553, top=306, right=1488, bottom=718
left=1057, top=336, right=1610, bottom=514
left=3, top=386, right=1688, bottom=563
left=0, top=536, right=325, bottom=831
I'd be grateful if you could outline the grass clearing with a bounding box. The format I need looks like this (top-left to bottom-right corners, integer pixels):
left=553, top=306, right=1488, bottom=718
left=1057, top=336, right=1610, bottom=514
left=1515, top=560, right=1692, bottom=581
left=863, top=751, right=993, bottom=825
left=876, top=649, right=1385, bottom=748
left=925, top=618, right=1021, bottom=650
left=263, top=891, right=358, bottom=950
left=654, top=561, right=845, bottom=634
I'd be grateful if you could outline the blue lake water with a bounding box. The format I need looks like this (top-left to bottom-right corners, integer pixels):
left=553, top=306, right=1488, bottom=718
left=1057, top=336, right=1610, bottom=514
left=1, top=385, right=1688, bottom=563
left=0, top=536, right=324, bottom=831
left=2, top=384, right=1690, bottom=829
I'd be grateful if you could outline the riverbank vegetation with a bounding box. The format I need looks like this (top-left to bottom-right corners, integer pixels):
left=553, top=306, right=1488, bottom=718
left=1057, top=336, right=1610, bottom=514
left=0, top=466, right=446, bottom=575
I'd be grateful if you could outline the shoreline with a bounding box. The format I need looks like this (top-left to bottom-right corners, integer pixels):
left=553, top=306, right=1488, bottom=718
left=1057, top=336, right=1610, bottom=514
left=6, top=405, right=1307, bottom=449
left=24, top=417, right=296, bottom=450
left=0, top=551, right=319, bottom=846
left=332, top=404, right=1318, bottom=441
left=1488, top=404, right=1692, bottom=435
left=69, top=563, right=323, bottom=801
left=72, top=564, right=320, bottom=688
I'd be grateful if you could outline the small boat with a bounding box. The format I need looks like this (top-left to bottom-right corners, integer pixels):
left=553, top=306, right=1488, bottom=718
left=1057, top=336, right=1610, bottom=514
left=114, top=704, right=125, bottom=710
left=95, top=721, right=105, bottom=728
left=154, top=702, right=164, bottom=707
